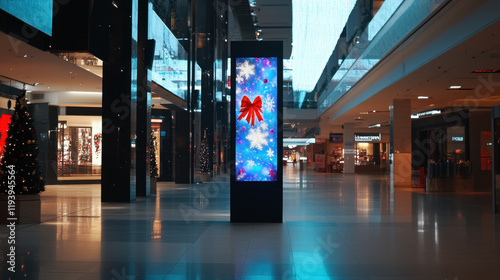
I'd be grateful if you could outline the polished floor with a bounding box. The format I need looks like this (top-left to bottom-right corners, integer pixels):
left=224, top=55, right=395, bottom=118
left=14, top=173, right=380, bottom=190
left=1, top=166, right=499, bottom=280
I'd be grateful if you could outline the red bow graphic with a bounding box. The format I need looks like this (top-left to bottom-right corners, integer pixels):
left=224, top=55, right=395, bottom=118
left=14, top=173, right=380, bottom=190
left=238, top=95, right=263, bottom=127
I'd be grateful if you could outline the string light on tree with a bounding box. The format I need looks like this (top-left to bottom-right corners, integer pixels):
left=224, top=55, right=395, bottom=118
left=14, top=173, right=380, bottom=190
left=200, top=129, right=210, bottom=173
left=150, top=130, right=158, bottom=178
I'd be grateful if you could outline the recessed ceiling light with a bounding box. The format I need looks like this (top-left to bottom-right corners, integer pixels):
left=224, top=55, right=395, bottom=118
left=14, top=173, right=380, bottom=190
left=360, top=112, right=369, bottom=115
left=429, top=104, right=435, bottom=107
left=23, top=54, right=28, bottom=58
left=372, top=110, right=376, bottom=113
left=449, top=85, right=462, bottom=89
left=417, top=96, right=429, bottom=99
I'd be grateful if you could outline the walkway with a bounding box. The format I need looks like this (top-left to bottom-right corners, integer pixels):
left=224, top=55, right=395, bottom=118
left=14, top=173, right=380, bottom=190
left=1, top=166, right=499, bottom=279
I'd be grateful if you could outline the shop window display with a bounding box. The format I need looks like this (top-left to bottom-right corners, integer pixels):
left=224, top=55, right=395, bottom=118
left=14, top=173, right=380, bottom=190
left=58, top=122, right=97, bottom=176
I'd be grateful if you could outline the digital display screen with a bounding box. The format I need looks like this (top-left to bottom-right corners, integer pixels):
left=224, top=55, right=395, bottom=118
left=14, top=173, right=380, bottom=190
left=0, top=0, right=52, bottom=35
left=235, top=57, right=278, bottom=181
left=329, top=133, right=342, bottom=142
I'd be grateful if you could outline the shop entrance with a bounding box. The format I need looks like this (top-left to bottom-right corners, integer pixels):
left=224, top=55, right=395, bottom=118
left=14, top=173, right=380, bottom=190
left=57, top=116, right=102, bottom=180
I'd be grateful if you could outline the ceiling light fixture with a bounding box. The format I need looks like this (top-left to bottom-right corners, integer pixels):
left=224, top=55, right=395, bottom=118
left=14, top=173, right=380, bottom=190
left=417, top=96, right=429, bottom=99
left=449, top=85, right=462, bottom=89
left=368, top=124, right=381, bottom=128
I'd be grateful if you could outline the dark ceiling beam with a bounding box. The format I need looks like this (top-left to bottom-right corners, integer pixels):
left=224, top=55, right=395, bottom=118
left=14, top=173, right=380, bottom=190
left=230, top=1, right=255, bottom=40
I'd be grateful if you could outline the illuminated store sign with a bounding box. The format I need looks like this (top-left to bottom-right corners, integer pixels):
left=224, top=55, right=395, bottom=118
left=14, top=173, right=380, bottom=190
left=411, top=110, right=442, bottom=119
left=235, top=57, right=278, bottom=181
left=355, top=133, right=381, bottom=142
left=451, top=137, right=464, bottom=142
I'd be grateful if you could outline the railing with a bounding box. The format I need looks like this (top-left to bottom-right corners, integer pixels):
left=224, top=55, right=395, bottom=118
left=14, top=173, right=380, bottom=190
left=318, top=0, right=446, bottom=113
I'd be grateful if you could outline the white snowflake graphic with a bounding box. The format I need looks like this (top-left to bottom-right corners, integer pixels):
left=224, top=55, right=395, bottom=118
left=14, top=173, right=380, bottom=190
left=267, top=148, right=274, bottom=158
left=264, top=94, right=276, bottom=112
left=259, top=122, right=268, bottom=131
left=236, top=74, right=244, bottom=83
left=236, top=60, right=255, bottom=80
left=237, top=172, right=246, bottom=181
left=246, top=126, right=269, bottom=150
left=247, top=160, right=256, bottom=167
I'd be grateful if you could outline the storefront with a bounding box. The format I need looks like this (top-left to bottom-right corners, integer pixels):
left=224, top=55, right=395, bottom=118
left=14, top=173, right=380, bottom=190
left=57, top=115, right=102, bottom=179
left=412, top=110, right=491, bottom=191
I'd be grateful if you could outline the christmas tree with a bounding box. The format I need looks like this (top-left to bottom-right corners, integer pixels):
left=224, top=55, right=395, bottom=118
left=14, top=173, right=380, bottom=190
left=0, top=91, right=45, bottom=194
left=200, top=129, right=210, bottom=172
left=150, top=131, right=158, bottom=178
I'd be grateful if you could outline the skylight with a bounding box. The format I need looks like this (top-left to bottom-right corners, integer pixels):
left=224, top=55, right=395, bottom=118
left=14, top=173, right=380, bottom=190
left=291, top=0, right=356, bottom=92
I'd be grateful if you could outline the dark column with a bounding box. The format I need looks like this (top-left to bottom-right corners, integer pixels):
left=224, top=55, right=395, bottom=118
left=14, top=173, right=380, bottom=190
left=46, top=106, right=58, bottom=184
left=175, top=110, right=190, bottom=184
left=197, top=0, right=216, bottom=176
left=136, top=0, right=151, bottom=196
left=27, top=103, right=49, bottom=183
left=101, top=0, right=138, bottom=202
left=159, top=110, right=173, bottom=181
left=493, top=106, right=500, bottom=214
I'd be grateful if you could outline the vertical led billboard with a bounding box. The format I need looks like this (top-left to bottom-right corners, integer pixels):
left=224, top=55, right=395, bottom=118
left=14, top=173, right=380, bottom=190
left=235, top=57, right=278, bottom=181
left=230, top=41, right=282, bottom=223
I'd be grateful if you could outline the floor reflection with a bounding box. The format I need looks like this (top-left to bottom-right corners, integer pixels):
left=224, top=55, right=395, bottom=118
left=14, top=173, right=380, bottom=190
left=0, top=170, right=499, bottom=279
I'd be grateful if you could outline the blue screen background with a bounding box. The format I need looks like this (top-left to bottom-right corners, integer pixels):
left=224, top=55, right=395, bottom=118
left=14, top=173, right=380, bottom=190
left=235, top=57, right=278, bottom=182
left=0, top=0, right=52, bottom=36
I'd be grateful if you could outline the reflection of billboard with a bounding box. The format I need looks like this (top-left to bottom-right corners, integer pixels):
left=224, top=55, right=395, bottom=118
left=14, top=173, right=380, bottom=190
left=148, top=3, right=201, bottom=101
left=0, top=0, right=52, bottom=35
left=235, top=57, right=278, bottom=181
left=0, top=114, right=12, bottom=156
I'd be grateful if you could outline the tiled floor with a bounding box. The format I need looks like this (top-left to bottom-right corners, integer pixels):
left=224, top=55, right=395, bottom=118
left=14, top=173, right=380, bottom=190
left=1, top=166, right=500, bottom=280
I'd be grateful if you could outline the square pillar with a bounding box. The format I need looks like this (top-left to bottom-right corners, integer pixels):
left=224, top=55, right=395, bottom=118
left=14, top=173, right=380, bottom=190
left=136, top=0, right=152, bottom=196
left=101, top=0, right=139, bottom=202
left=343, top=123, right=355, bottom=174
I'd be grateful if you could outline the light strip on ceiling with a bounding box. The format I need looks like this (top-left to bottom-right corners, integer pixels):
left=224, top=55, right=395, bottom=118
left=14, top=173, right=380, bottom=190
left=292, top=0, right=356, bottom=92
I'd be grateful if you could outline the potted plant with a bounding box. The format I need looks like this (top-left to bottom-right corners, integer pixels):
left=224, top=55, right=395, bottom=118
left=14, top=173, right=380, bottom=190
left=0, top=91, right=45, bottom=224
